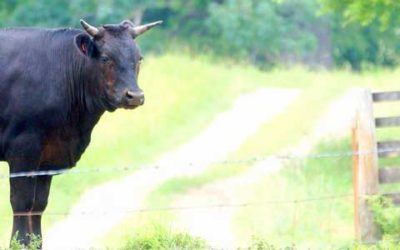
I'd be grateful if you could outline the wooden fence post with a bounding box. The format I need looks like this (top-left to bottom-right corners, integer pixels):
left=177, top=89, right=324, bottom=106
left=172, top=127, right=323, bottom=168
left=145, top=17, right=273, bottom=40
left=352, top=89, right=380, bottom=243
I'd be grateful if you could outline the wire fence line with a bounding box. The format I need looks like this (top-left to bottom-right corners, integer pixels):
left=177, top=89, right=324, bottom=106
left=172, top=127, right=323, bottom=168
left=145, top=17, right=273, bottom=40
left=0, top=145, right=386, bottom=228
left=0, top=144, right=370, bottom=219
left=8, top=193, right=354, bottom=217
left=0, top=147, right=398, bottom=179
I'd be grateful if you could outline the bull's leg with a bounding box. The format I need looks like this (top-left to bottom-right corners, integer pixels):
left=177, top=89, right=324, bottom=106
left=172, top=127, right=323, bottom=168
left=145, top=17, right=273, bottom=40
left=10, top=175, right=52, bottom=247
left=6, top=133, right=49, bottom=247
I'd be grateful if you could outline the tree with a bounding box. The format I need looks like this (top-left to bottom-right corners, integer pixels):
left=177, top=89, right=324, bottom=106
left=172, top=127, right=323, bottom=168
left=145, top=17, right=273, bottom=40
left=320, top=0, right=400, bottom=70
left=321, top=0, right=400, bottom=28
left=207, top=0, right=329, bottom=67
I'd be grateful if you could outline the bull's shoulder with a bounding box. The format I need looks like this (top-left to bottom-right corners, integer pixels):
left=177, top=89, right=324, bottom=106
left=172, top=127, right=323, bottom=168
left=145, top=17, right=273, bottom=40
left=0, top=28, right=79, bottom=115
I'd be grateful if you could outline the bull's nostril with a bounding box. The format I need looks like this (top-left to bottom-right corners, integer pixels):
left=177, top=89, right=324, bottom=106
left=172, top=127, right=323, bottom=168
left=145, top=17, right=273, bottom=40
left=126, top=91, right=134, bottom=99
left=126, top=90, right=144, bottom=105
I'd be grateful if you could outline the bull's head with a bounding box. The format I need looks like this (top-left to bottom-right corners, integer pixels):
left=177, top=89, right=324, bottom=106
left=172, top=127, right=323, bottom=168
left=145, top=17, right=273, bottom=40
left=75, top=19, right=162, bottom=110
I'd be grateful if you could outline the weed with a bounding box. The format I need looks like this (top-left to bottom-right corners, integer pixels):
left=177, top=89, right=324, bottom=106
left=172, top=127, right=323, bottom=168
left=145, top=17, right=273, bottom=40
left=1, top=233, right=42, bottom=250
left=120, top=225, right=208, bottom=250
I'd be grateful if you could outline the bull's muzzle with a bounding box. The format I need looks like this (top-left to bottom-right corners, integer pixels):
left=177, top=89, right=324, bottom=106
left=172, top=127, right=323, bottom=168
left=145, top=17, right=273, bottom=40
left=125, top=90, right=145, bottom=107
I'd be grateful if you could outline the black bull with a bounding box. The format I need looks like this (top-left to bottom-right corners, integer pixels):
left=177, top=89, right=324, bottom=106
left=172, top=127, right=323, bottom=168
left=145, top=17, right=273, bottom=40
left=0, top=19, right=161, bottom=246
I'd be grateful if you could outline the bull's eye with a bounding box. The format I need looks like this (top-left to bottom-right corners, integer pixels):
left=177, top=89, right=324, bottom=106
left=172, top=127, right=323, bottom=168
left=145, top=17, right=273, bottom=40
left=100, top=56, right=110, bottom=64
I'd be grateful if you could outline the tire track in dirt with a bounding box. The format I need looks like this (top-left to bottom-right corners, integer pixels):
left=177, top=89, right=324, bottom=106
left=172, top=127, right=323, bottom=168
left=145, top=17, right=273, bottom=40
left=170, top=89, right=360, bottom=249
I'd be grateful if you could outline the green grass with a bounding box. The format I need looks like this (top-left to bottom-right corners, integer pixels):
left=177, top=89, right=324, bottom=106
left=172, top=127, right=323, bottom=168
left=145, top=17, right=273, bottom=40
left=233, top=92, right=400, bottom=247
left=233, top=140, right=354, bottom=248
left=100, top=70, right=353, bottom=248
left=119, top=225, right=208, bottom=250
left=144, top=80, right=348, bottom=209
left=104, top=68, right=400, bottom=248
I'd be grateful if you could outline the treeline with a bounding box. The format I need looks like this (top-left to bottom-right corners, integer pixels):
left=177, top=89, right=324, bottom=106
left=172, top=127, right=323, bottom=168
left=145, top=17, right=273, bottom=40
left=1, top=0, right=399, bottom=71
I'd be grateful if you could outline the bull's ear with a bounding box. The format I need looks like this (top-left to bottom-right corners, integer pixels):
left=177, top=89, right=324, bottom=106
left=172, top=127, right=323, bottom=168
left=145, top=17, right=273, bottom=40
left=74, top=33, right=96, bottom=57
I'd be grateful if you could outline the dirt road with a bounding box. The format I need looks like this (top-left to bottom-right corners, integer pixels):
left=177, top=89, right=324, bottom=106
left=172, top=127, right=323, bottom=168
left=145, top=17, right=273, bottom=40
left=43, top=88, right=300, bottom=250
left=170, top=90, right=359, bottom=249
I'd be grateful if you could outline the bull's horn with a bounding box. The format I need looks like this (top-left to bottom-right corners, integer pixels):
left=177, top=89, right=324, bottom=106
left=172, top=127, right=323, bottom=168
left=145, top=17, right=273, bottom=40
left=130, top=20, right=163, bottom=38
left=80, top=19, right=99, bottom=37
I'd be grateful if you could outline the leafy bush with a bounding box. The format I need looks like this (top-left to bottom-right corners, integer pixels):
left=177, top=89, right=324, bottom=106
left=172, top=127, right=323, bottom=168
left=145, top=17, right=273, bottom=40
left=238, top=237, right=295, bottom=250
left=120, top=226, right=208, bottom=250
left=369, top=196, right=400, bottom=236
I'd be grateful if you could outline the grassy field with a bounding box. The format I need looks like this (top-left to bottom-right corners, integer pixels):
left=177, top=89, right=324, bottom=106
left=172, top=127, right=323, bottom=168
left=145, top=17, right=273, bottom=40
left=233, top=140, right=354, bottom=248
left=143, top=73, right=350, bottom=212
left=100, top=66, right=400, bottom=248
left=100, top=74, right=351, bottom=248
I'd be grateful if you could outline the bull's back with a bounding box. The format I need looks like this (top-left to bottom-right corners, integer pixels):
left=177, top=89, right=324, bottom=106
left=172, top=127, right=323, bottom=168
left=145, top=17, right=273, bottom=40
left=0, top=28, right=79, bottom=160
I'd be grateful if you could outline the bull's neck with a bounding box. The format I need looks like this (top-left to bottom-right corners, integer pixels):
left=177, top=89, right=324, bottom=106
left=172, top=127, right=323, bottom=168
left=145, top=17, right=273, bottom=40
left=66, top=49, right=107, bottom=118
left=70, top=104, right=104, bottom=134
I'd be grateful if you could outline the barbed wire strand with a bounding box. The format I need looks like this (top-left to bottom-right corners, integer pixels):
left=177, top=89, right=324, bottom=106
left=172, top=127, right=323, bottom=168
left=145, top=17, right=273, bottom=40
left=10, top=193, right=354, bottom=217
left=1, top=147, right=399, bottom=179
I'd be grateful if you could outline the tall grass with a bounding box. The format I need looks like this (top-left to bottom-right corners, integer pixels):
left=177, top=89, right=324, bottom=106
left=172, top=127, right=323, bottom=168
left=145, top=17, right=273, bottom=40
left=144, top=78, right=348, bottom=209
left=119, top=225, right=208, bottom=250
left=101, top=65, right=400, bottom=248
left=99, top=68, right=351, bottom=248
left=141, top=65, right=400, bottom=213
left=233, top=140, right=354, bottom=248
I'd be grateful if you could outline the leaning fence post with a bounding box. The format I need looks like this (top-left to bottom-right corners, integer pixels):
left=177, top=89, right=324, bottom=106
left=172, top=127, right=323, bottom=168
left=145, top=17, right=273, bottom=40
left=352, top=89, right=380, bottom=243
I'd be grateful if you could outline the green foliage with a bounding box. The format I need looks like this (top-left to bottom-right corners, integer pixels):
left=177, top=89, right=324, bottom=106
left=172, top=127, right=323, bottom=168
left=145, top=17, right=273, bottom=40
left=2, top=233, right=43, bottom=250
left=120, top=225, right=208, bottom=250
left=238, top=237, right=295, bottom=250
left=321, top=0, right=400, bottom=28
left=206, top=0, right=326, bottom=67
left=122, top=230, right=307, bottom=250
left=369, top=196, right=400, bottom=236
left=348, top=236, right=400, bottom=250
left=207, top=0, right=282, bottom=63
left=0, top=0, right=399, bottom=70
left=321, top=0, right=400, bottom=70
left=331, top=18, right=400, bottom=71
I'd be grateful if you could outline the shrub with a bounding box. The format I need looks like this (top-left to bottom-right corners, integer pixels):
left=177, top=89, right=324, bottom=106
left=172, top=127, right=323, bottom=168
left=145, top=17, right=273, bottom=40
left=1, top=233, right=43, bottom=250
left=369, top=196, right=400, bottom=236
left=120, top=226, right=208, bottom=250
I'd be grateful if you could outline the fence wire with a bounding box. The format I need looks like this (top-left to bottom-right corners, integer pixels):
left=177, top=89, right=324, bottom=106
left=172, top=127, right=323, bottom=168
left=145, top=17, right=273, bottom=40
left=9, top=194, right=354, bottom=217
left=0, top=147, right=398, bottom=179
